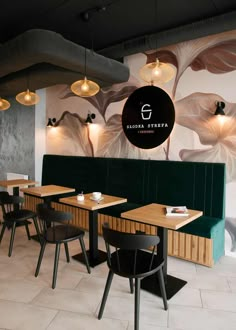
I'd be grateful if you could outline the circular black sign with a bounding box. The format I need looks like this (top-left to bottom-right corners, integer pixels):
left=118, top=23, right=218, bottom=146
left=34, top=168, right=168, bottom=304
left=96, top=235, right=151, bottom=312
left=122, top=86, right=175, bottom=149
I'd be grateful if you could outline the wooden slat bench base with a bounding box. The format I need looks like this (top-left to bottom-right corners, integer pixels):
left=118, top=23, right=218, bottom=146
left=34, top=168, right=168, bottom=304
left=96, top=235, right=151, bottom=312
left=24, top=197, right=214, bottom=267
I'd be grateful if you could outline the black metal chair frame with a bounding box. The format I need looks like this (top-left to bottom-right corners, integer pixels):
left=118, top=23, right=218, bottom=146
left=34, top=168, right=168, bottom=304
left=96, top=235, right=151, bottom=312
left=35, top=203, right=91, bottom=289
left=98, top=224, right=168, bottom=330
left=0, top=192, right=38, bottom=257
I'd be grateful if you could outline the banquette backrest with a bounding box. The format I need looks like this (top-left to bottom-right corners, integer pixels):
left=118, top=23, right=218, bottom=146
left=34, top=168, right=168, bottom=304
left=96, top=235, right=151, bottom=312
left=42, top=155, right=225, bottom=219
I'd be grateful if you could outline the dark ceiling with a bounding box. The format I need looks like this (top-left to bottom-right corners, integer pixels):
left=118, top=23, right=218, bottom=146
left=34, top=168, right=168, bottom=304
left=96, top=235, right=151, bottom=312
left=1, top=0, right=236, bottom=56
left=0, top=0, right=236, bottom=97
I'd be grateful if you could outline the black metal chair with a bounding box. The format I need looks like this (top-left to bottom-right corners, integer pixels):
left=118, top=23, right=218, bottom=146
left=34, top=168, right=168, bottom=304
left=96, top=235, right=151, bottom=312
left=35, top=203, right=91, bottom=289
left=0, top=193, right=38, bottom=257
left=98, top=224, right=168, bottom=330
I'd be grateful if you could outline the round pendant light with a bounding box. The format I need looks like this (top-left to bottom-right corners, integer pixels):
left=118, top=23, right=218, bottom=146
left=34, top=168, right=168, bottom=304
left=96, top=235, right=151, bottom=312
left=71, top=76, right=100, bottom=97
left=139, top=58, right=175, bottom=84
left=16, top=89, right=40, bottom=106
left=0, top=97, right=10, bottom=111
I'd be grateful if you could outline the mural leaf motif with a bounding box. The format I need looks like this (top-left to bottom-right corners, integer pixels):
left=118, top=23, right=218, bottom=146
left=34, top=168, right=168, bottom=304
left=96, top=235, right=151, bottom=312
left=59, top=77, right=140, bottom=119
left=47, top=111, right=93, bottom=156
left=175, top=92, right=236, bottom=182
left=145, top=30, right=236, bottom=96
left=96, top=114, right=165, bottom=159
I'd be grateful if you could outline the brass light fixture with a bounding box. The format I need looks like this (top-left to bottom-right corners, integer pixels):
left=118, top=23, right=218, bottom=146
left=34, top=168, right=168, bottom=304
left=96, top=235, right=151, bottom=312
left=16, top=74, right=40, bottom=106
left=71, top=48, right=100, bottom=97
left=16, top=88, right=40, bottom=106
left=139, top=0, right=175, bottom=85
left=0, top=97, right=10, bottom=111
left=139, top=58, right=175, bottom=84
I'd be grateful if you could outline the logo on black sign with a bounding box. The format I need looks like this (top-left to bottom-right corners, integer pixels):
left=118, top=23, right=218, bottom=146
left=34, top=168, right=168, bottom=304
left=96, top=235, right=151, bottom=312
left=122, top=86, right=175, bottom=149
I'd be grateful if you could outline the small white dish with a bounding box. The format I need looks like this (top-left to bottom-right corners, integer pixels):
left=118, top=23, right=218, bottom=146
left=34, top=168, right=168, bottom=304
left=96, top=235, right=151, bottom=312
left=90, top=196, right=104, bottom=201
left=77, top=194, right=84, bottom=201
left=92, top=192, right=102, bottom=200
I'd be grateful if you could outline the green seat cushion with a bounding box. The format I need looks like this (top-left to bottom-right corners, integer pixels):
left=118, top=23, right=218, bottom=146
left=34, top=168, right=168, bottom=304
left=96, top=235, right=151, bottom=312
left=177, top=216, right=224, bottom=239
left=98, top=202, right=142, bottom=218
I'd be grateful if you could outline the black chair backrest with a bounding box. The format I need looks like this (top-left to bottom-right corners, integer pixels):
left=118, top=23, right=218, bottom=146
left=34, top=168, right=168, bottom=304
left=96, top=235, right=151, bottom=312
left=0, top=194, right=24, bottom=215
left=0, top=191, right=9, bottom=201
left=102, top=224, right=161, bottom=277
left=36, top=203, right=73, bottom=238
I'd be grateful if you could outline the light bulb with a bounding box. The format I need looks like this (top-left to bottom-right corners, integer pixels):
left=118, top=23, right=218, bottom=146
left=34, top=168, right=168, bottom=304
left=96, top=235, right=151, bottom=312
left=24, top=89, right=31, bottom=101
left=81, top=78, right=89, bottom=92
left=151, top=60, right=162, bottom=81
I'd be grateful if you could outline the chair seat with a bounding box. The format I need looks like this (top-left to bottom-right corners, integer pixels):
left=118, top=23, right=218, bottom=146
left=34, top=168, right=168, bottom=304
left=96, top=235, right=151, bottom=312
left=4, top=210, right=37, bottom=222
left=45, top=224, right=84, bottom=243
left=110, top=249, right=164, bottom=278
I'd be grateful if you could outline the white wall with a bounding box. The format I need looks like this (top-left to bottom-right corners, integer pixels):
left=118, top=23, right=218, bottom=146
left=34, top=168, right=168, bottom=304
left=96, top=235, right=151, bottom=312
left=35, top=88, right=46, bottom=184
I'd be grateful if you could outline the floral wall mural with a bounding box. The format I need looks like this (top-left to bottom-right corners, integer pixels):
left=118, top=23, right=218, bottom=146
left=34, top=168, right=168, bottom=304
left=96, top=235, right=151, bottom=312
left=46, top=29, right=236, bottom=257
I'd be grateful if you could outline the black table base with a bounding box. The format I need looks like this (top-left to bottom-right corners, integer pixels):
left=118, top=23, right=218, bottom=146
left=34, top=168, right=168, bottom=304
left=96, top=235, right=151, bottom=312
left=141, top=273, right=187, bottom=300
left=72, top=249, right=107, bottom=268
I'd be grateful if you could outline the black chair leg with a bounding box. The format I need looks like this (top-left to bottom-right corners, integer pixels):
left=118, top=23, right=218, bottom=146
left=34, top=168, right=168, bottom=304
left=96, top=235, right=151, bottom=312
left=64, top=242, right=70, bottom=262
left=157, top=268, right=168, bottom=310
left=134, top=278, right=141, bottom=330
left=79, top=236, right=91, bottom=274
left=9, top=222, right=16, bottom=257
left=52, top=243, right=61, bottom=289
left=35, top=241, right=46, bottom=277
left=98, top=270, right=114, bottom=320
left=33, top=217, right=42, bottom=244
left=129, top=278, right=134, bottom=293
left=0, top=222, right=6, bottom=243
left=25, top=223, right=31, bottom=240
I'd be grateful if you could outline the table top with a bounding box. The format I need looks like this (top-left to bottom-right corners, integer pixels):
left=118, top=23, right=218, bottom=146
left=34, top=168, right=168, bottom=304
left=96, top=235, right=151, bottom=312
left=59, top=193, right=127, bottom=211
left=121, top=203, right=203, bottom=230
left=21, top=184, right=75, bottom=197
left=0, top=179, right=38, bottom=188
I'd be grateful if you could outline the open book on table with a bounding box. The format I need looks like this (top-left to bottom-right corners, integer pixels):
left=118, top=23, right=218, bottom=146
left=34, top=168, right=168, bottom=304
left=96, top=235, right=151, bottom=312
left=166, top=206, right=189, bottom=216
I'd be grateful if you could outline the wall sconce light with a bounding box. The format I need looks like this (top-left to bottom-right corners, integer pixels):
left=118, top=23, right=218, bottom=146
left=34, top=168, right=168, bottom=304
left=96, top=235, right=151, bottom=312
left=215, top=101, right=225, bottom=116
left=47, top=118, right=56, bottom=127
left=85, top=113, right=96, bottom=124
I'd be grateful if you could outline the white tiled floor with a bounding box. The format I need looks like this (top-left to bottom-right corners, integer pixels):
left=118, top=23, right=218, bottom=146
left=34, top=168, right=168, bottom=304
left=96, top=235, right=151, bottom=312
left=1, top=226, right=236, bottom=330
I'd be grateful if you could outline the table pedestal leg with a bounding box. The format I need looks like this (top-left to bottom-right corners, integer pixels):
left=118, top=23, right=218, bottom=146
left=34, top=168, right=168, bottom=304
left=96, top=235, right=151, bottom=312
left=141, top=227, right=187, bottom=299
left=72, top=210, right=107, bottom=267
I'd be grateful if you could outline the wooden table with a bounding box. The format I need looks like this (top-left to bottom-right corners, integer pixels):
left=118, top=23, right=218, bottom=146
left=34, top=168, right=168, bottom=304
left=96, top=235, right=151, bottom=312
left=21, top=185, right=75, bottom=240
left=59, top=193, right=127, bottom=267
left=21, top=184, right=75, bottom=206
left=0, top=179, right=38, bottom=196
left=121, top=203, right=203, bottom=299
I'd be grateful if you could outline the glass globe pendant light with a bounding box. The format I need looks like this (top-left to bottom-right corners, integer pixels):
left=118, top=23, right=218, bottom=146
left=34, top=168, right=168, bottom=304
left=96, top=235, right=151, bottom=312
left=71, top=48, right=100, bottom=97
left=0, top=97, right=10, bottom=110
left=139, top=0, right=175, bottom=85
left=139, top=58, right=175, bottom=84
left=16, top=88, right=40, bottom=106
left=16, top=72, right=40, bottom=106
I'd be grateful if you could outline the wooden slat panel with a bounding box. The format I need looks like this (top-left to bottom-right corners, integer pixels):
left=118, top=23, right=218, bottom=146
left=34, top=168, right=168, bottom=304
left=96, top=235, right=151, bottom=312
left=24, top=195, right=214, bottom=268
left=185, top=234, right=192, bottom=260
left=168, top=230, right=173, bottom=254
left=198, top=236, right=205, bottom=264
left=191, top=235, right=198, bottom=262
left=173, top=231, right=179, bottom=256
left=179, top=232, right=186, bottom=258
left=205, top=238, right=213, bottom=267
